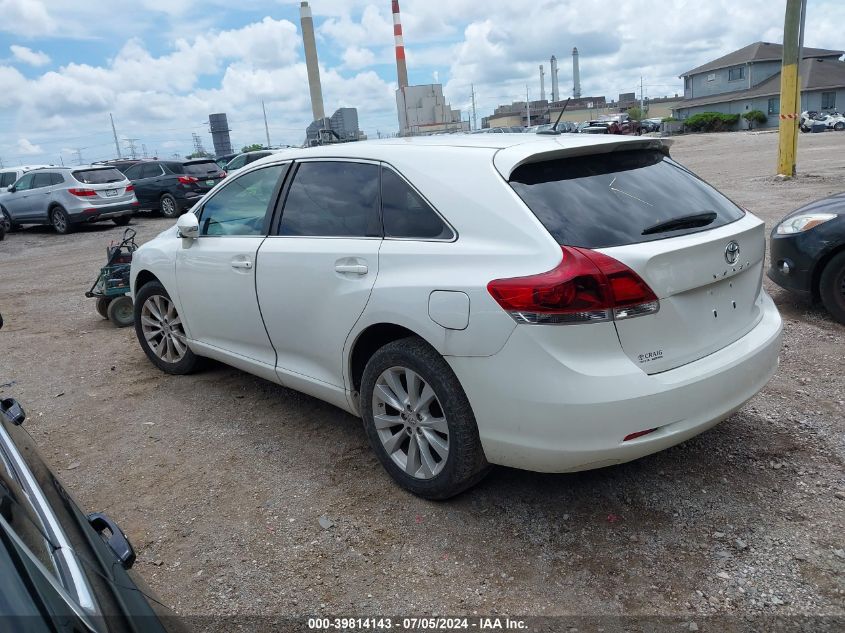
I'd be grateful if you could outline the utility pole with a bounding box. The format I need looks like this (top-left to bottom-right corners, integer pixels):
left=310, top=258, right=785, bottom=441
left=109, top=113, right=122, bottom=159
left=640, top=76, right=645, bottom=114
left=526, top=85, right=531, bottom=127
left=777, top=0, right=805, bottom=177
left=141, top=143, right=149, bottom=159
left=471, top=84, right=478, bottom=131
left=124, top=138, right=138, bottom=160
left=262, top=101, right=272, bottom=148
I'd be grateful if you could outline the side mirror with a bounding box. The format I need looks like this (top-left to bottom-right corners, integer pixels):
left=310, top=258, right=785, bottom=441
left=176, top=212, right=199, bottom=239
left=0, top=398, right=26, bottom=426
left=7, top=186, right=15, bottom=194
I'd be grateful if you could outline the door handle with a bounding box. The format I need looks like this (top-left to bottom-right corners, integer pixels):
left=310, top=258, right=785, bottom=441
left=231, top=260, right=253, bottom=270
left=335, top=263, right=368, bottom=275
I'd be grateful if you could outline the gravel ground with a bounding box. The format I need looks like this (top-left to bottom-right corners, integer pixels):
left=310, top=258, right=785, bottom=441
left=0, top=131, right=843, bottom=630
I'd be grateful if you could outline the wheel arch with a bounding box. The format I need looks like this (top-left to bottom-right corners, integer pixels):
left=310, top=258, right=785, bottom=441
left=133, top=269, right=162, bottom=296
left=347, top=323, right=432, bottom=396
left=811, top=243, right=845, bottom=300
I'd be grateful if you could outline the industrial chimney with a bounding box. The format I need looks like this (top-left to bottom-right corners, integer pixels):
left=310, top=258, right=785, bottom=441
left=572, top=46, right=581, bottom=99
left=539, top=65, right=545, bottom=101
left=300, top=1, right=325, bottom=121
left=392, top=0, right=409, bottom=88
left=550, top=55, right=559, bottom=103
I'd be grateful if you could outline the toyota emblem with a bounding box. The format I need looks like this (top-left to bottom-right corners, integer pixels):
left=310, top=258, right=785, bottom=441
left=725, top=241, right=740, bottom=265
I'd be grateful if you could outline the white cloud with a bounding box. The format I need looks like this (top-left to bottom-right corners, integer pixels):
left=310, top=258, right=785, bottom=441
left=342, top=46, right=376, bottom=70
left=16, top=138, right=42, bottom=155
left=10, top=45, right=51, bottom=67
left=0, top=0, right=56, bottom=37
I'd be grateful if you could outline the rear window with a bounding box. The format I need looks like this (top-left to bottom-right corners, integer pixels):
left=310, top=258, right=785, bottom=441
left=0, top=172, right=16, bottom=188
left=72, top=168, right=125, bottom=184
left=183, top=161, right=220, bottom=176
left=509, top=150, right=745, bottom=248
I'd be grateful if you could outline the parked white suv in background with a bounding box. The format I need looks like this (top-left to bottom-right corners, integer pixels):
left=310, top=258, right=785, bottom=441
left=0, top=164, right=52, bottom=192
left=130, top=134, right=782, bottom=499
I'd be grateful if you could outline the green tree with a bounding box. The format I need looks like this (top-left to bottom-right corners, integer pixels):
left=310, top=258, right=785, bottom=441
left=627, top=106, right=644, bottom=121
left=241, top=143, right=265, bottom=153
left=742, top=110, right=767, bottom=130
left=187, top=151, right=210, bottom=159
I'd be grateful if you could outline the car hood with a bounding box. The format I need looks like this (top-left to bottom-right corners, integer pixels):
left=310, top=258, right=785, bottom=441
left=782, top=191, right=845, bottom=219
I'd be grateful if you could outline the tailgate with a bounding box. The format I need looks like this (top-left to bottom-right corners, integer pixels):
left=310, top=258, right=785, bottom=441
left=602, top=214, right=765, bottom=374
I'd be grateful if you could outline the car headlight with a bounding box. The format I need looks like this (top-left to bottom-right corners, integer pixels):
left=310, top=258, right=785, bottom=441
left=776, top=212, right=837, bottom=234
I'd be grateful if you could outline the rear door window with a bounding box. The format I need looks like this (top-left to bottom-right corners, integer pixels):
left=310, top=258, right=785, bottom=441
left=509, top=149, right=745, bottom=248
left=381, top=167, right=453, bottom=240
left=139, top=164, right=162, bottom=179
left=198, top=164, right=286, bottom=236
left=51, top=173, right=65, bottom=185
left=278, top=161, right=380, bottom=238
left=72, top=168, right=125, bottom=184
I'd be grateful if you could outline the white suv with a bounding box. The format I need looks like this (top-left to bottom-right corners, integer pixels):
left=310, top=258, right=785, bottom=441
left=130, top=134, right=782, bottom=499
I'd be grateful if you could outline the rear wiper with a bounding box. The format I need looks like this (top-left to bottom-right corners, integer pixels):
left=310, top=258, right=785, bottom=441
left=642, top=211, right=717, bottom=236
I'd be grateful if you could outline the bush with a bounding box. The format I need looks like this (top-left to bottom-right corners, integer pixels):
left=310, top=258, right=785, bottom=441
left=661, top=116, right=678, bottom=123
left=742, top=110, right=767, bottom=129
left=683, top=112, right=741, bottom=132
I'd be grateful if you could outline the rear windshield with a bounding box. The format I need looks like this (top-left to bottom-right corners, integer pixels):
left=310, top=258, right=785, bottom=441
left=72, top=168, right=125, bottom=184
left=509, top=150, right=745, bottom=248
left=183, top=161, right=220, bottom=176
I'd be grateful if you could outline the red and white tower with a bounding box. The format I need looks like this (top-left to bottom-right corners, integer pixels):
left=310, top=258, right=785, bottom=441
left=392, top=0, right=409, bottom=88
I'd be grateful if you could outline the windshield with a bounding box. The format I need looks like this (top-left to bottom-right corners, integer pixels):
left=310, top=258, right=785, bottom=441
left=509, top=149, right=745, bottom=248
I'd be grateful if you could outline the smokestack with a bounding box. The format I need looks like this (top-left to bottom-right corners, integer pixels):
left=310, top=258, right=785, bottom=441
left=550, top=55, right=559, bottom=102
left=539, top=65, right=545, bottom=101
left=300, top=2, right=325, bottom=121
left=392, top=0, right=409, bottom=88
left=572, top=46, right=581, bottom=99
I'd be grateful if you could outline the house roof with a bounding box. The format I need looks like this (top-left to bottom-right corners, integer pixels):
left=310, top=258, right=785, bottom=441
left=681, top=41, right=844, bottom=77
left=676, top=58, right=845, bottom=109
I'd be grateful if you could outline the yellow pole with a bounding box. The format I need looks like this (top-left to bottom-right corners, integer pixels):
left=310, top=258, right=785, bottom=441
left=777, top=0, right=803, bottom=177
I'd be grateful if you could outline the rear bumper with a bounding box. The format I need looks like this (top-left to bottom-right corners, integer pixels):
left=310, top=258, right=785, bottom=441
left=71, top=202, right=137, bottom=222
left=447, top=292, right=782, bottom=473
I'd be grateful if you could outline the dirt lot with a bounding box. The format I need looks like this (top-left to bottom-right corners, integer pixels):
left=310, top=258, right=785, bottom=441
left=1, top=131, right=843, bottom=629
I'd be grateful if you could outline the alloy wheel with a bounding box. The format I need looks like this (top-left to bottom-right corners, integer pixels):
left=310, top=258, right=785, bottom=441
left=52, top=209, right=67, bottom=233
left=161, top=197, right=177, bottom=217
left=140, top=295, right=188, bottom=363
left=372, top=366, right=449, bottom=480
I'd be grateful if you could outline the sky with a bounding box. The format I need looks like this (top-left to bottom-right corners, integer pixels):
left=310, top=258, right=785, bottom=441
left=0, top=0, right=841, bottom=166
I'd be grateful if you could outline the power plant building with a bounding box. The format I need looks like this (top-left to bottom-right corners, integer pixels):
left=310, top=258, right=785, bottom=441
left=306, top=107, right=364, bottom=144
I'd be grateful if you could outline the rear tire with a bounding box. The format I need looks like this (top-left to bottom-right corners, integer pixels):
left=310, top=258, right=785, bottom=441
left=819, top=251, right=845, bottom=324
left=107, top=295, right=134, bottom=328
left=51, top=207, right=73, bottom=234
left=133, top=281, right=199, bottom=374
left=360, top=336, right=490, bottom=500
left=159, top=194, right=179, bottom=219
left=113, top=215, right=132, bottom=226
left=96, top=297, right=113, bottom=319
left=834, top=122, right=845, bottom=132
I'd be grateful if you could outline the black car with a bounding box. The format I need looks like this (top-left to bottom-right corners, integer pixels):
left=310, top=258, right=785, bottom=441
left=0, top=314, right=183, bottom=631
left=768, top=192, right=845, bottom=323
left=94, top=159, right=146, bottom=174
left=223, top=150, right=275, bottom=173
left=123, top=159, right=225, bottom=218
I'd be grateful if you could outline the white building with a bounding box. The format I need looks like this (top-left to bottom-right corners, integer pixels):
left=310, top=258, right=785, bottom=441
left=396, top=84, right=469, bottom=136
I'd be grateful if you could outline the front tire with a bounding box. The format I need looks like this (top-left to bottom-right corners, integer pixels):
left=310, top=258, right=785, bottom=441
left=133, top=281, right=199, bottom=374
left=360, top=336, right=489, bottom=500
left=51, top=207, right=73, bottom=234
left=1, top=208, right=15, bottom=233
left=819, top=251, right=845, bottom=324
left=159, top=194, right=180, bottom=219
left=834, top=122, right=845, bottom=132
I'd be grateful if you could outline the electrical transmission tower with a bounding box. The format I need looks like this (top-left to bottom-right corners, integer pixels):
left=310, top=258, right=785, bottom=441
left=124, top=138, right=139, bottom=160
left=192, top=133, right=207, bottom=156
left=74, top=149, right=84, bottom=165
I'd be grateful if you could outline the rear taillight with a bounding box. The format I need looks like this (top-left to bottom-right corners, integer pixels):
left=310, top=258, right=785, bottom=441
left=68, top=188, right=97, bottom=197
left=487, top=246, right=660, bottom=325
left=125, top=184, right=134, bottom=192
left=178, top=176, right=198, bottom=184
